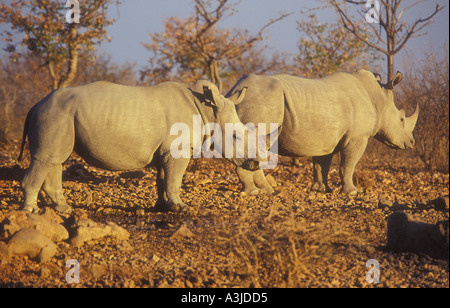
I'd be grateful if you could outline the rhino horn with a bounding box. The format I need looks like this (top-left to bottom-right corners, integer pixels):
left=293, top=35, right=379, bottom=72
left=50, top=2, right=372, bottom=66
left=406, top=103, right=419, bottom=132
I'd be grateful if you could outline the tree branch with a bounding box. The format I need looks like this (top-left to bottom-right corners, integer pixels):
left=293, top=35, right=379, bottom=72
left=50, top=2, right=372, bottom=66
left=330, top=0, right=388, bottom=54
left=393, top=3, right=444, bottom=54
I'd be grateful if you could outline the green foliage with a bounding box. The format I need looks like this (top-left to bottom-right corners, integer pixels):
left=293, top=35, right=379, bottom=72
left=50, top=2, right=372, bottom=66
left=0, top=0, right=116, bottom=89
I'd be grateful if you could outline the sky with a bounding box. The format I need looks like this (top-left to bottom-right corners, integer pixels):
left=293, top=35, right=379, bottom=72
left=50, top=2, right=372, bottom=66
left=1, top=0, right=449, bottom=76
left=100, top=0, right=449, bottom=71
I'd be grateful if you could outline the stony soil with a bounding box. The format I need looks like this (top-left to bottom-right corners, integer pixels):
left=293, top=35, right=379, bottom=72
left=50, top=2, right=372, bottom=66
left=0, top=141, right=448, bottom=288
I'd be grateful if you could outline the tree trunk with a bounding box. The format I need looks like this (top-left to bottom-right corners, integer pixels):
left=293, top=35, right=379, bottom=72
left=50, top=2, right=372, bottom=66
left=48, top=61, right=59, bottom=90
left=387, top=53, right=394, bottom=82
left=0, top=100, right=10, bottom=142
left=60, top=24, right=79, bottom=88
left=208, top=59, right=223, bottom=93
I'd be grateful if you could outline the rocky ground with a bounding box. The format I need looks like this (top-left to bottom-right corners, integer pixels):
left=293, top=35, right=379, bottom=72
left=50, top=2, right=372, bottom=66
left=0, top=141, right=448, bottom=288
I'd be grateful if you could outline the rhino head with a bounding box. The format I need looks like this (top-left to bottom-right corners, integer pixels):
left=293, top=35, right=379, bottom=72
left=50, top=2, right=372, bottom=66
left=199, top=83, right=260, bottom=171
left=372, top=71, right=419, bottom=150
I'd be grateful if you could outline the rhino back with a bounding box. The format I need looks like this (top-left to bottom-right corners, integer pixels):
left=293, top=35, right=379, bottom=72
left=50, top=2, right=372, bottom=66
left=234, top=75, right=285, bottom=128
left=235, top=74, right=377, bottom=157
left=32, top=82, right=197, bottom=170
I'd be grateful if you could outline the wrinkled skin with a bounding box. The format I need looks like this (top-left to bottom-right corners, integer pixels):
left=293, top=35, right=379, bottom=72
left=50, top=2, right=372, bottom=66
left=19, top=80, right=256, bottom=214
left=226, top=69, right=419, bottom=196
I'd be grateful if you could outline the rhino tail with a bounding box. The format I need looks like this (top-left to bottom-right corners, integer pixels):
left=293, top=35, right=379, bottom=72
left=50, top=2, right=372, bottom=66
left=18, top=106, right=34, bottom=162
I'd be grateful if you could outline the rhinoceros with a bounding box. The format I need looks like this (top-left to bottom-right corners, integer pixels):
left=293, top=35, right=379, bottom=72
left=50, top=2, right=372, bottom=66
left=18, top=80, right=258, bottom=214
left=226, top=69, right=419, bottom=195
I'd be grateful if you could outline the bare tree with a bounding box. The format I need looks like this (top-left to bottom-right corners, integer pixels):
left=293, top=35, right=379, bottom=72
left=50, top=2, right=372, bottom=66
left=192, top=0, right=291, bottom=91
left=143, top=0, right=291, bottom=92
left=328, top=0, right=444, bottom=80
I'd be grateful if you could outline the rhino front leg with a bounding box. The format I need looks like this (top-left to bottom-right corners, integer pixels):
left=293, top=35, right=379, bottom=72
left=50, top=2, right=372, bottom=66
left=236, top=167, right=259, bottom=195
left=311, top=154, right=333, bottom=193
left=42, top=164, right=72, bottom=214
left=254, top=170, right=274, bottom=194
left=154, top=155, right=190, bottom=212
left=339, top=138, right=368, bottom=195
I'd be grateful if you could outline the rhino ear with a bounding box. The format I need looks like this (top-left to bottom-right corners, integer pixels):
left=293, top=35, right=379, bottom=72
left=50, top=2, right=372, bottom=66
left=228, top=87, right=248, bottom=105
left=203, top=86, right=217, bottom=107
left=392, top=71, right=403, bottom=87
left=386, top=71, right=403, bottom=89
left=373, top=73, right=382, bottom=84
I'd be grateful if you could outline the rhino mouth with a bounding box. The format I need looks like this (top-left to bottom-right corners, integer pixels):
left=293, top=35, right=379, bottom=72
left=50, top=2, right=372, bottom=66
left=231, top=158, right=260, bottom=171
left=375, top=134, right=404, bottom=150
left=241, top=160, right=260, bottom=171
left=384, top=140, right=403, bottom=150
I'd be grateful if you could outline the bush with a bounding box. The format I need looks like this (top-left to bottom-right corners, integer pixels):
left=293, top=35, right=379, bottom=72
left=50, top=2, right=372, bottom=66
left=397, top=47, right=449, bottom=173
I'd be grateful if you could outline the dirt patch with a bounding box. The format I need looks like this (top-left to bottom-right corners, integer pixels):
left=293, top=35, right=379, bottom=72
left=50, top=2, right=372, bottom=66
left=0, top=142, right=448, bottom=287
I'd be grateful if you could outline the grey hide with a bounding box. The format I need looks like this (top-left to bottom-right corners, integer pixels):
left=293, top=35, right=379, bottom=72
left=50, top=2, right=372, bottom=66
left=18, top=80, right=256, bottom=214
left=226, top=69, right=419, bottom=195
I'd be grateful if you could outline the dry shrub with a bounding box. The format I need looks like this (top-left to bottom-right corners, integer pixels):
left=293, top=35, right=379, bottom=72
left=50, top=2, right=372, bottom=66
left=398, top=47, right=449, bottom=172
left=0, top=57, right=51, bottom=143
left=213, top=202, right=352, bottom=287
left=0, top=54, right=136, bottom=143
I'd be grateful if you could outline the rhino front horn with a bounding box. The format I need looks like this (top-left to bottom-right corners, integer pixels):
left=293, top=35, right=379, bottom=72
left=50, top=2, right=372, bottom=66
left=406, top=103, right=419, bottom=132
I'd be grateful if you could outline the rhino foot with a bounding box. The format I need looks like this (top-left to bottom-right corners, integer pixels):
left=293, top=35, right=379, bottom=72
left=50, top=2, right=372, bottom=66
left=20, top=204, right=40, bottom=213
left=260, top=186, right=275, bottom=195
left=311, top=183, right=332, bottom=193
left=240, top=187, right=260, bottom=196
left=153, top=201, right=184, bottom=213
left=241, top=187, right=275, bottom=197
left=54, top=203, right=73, bottom=215
left=341, top=186, right=361, bottom=196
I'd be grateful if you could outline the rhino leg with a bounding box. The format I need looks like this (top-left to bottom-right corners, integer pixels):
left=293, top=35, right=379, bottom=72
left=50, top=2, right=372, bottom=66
left=254, top=170, right=274, bottom=194
left=311, top=154, right=333, bottom=193
left=339, top=138, right=368, bottom=195
left=21, top=160, right=52, bottom=213
left=236, top=167, right=259, bottom=195
left=154, top=165, right=166, bottom=207
left=42, top=164, right=72, bottom=214
left=153, top=155, right=189, bottom=212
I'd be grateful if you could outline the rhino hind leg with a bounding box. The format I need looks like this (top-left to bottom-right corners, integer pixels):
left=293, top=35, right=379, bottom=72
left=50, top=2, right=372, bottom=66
left=21, top=160, right=53, bottom=213
left=42, top=164, right=72, bottom=214
left=311, top=154, right=333, bottom=193
left=154, top=166, right=166, bottom=206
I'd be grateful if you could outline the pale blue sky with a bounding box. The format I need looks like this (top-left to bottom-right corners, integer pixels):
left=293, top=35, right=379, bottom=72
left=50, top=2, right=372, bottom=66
left=101, top=0, right=449, bottom=76
left=1, top=0, right=449, bottom=75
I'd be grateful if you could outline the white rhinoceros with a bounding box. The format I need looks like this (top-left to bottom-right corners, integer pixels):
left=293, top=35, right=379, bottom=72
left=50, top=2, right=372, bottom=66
left=226, top=69, right=419, bottom=195
left=18, top=80, right=257, bottom=214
